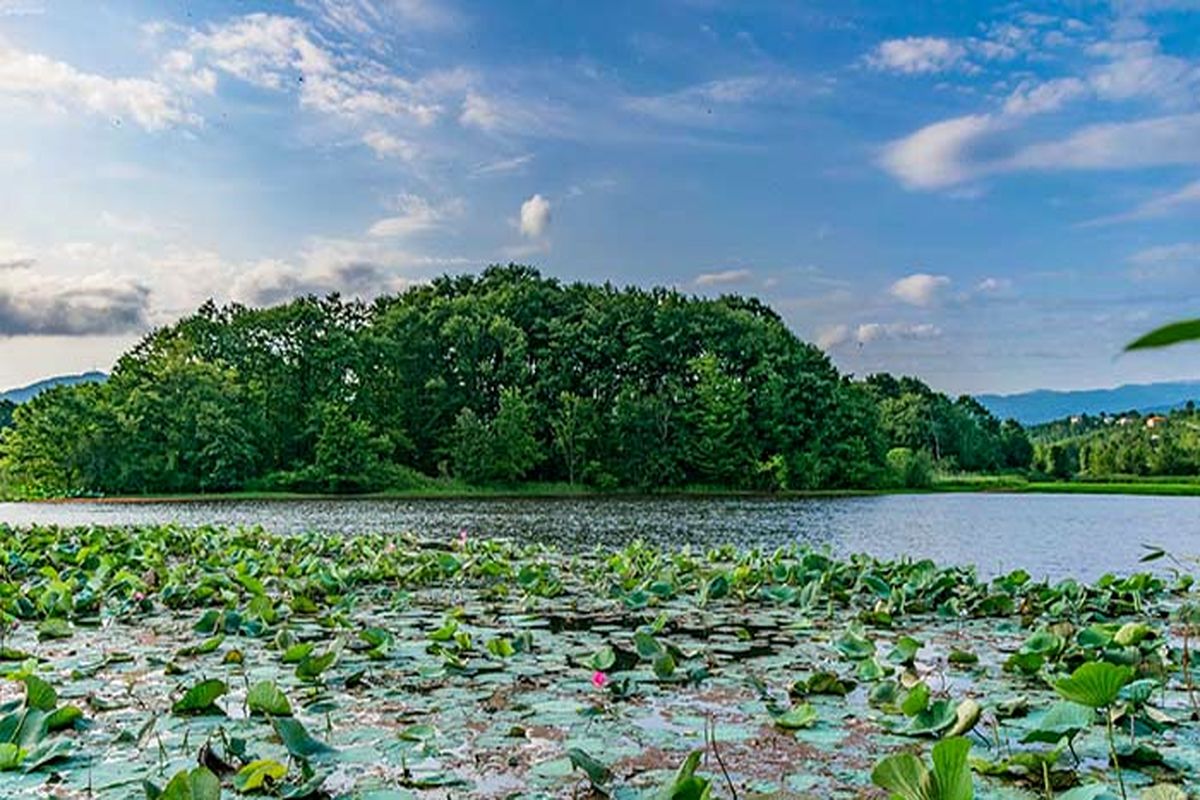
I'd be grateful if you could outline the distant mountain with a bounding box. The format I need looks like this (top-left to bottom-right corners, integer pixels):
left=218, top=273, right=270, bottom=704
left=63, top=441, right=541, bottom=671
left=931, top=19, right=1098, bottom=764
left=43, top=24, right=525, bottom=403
left=0, top=371, right=108, bottom=404
left=977, top=380, right=1200, bottom=426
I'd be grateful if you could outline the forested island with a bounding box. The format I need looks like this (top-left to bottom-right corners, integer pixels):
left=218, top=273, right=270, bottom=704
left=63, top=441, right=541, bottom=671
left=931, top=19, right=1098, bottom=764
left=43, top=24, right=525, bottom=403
left=0, top=266, right=1031, bottom=498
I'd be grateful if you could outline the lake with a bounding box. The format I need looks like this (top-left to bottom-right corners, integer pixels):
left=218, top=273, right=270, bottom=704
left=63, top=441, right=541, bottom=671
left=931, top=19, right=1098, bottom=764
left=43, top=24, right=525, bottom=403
left=2, top=492, right=1197, bottom=581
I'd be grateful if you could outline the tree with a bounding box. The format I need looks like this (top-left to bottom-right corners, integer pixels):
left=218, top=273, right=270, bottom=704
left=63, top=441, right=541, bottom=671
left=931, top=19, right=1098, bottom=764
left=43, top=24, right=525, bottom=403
left=683, top=353, right=753, bottom=486
left=490, top=388, right=542, bottom=481
left=0, top=400, right=14, bottom=430
left=450, top=407, right=492, bottom=484
left=550, top=392, right=596, bottom=485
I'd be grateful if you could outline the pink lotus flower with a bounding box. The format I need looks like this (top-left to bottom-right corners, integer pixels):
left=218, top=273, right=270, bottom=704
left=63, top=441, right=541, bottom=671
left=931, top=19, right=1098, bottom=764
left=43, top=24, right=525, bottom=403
left=458, top=528, right=468, bottom=547
left=133, top=592, right=145, bottom=602
left=591, top=671, right=608, bottom=689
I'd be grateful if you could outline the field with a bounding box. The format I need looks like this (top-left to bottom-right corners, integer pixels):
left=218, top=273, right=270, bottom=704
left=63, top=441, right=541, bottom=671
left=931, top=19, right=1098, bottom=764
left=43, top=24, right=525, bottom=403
left=0, top=524, right=1195, bottom=798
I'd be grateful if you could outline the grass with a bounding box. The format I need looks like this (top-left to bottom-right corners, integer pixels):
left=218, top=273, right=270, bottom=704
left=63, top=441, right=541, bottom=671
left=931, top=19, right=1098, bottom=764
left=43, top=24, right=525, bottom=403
left=10, top=474, right=1200, bottom=503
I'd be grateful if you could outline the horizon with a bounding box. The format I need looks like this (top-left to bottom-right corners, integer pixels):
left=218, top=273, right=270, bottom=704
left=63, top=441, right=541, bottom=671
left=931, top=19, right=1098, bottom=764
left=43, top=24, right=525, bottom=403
left=3, top=1, right=1200, bottom=394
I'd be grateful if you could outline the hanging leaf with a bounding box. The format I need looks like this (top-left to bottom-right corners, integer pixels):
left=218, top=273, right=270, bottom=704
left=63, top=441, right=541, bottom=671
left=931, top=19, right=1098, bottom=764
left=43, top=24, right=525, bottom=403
left=1126, top=319, right=1200, bottom=351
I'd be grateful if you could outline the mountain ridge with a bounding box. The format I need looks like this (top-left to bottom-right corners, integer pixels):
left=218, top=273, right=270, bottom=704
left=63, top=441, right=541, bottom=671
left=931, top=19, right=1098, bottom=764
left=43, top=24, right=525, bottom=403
left=0, top=371, right=108, bottom=405
left=977, top=379, right=1200, bottom=426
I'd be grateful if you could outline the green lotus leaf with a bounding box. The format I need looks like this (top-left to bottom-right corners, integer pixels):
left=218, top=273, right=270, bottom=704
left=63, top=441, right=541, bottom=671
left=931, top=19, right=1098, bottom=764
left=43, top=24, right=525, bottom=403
left=1054, top=662, right=1133, bottom=709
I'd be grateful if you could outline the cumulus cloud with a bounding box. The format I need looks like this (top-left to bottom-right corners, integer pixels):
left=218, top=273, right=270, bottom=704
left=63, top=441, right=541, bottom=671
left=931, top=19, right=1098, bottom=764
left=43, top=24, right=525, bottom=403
left=866, top=37, right=968, bottom=74
left=0, top=39, right=194, bottom=130
left=889, top=273, right=951, bottom=306
left=0, top=264, right=150, bottom=335
left=368, top=194, right=463, bottom=238
left=695, top=268, right=752, bottom=287
left=518, top=193, right=551, bottom=239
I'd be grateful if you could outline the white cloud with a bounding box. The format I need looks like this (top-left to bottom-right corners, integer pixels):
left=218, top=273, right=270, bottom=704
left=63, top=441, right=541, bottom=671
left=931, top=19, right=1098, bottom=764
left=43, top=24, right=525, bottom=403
left=882, top=113, right=1200, bottom=190
left=0, top=263, right=150, bottom=335
left=856, top=321, right=942, bottom=344
left=975, top=276, right=1012, bottom=294
left=890, top=273, right=951, bottom=306
left=866, top=37, right=968, bottom=74
left=189, top=13, right=443, bottom=124
left=229, top=237, right=466, bottom=306
left=1003, top=77, right=1088, bottom=116
left=300, top=0, right=461, bottom=36
left=879, top=114, right=1001, bottom=190
left=1086, top=178, right=1200, bottom=225
left=0, top=1, right=43, bottom=17
left=0, top=38, right=194, bottom=131
left=367, top=193, right=462, bottom=237
left=624, top=75, right=809, bottom=128
left=818, top=321, right=943, bottom=350
left=1087, top=39, right=1200, bottom=108
left=1128, top=242, right=1200, bottom=280
left=361, top=130, right=417, bottom=161
left=471, top=153, right=533, bottom=176
left=695, top=268, right=752, bottom=287
left=816, top=324, right=851, bottom=350
left=459, top=91, right=502, bottom=131
left=1011, top=113, right=1200, bottom=170
left=519, top=193, right=551, bottom=238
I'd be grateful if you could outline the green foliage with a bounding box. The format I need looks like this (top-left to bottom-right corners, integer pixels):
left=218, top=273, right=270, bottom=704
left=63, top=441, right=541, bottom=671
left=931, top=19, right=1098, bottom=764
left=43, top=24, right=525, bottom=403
left=872, top=736, right=974, bottom=800
left=887, top=447, right=934, bottom=489
left=1126, top=319, right=1200, bottom=350
left=0, top=267, right=1028, bottom=496
left=1054, top=662, right=1133, bottom=709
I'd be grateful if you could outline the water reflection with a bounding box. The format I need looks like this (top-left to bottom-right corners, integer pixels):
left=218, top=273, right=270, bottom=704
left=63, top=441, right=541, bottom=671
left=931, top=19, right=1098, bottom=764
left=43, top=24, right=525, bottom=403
left=1, top=493, right=1197, bottom=581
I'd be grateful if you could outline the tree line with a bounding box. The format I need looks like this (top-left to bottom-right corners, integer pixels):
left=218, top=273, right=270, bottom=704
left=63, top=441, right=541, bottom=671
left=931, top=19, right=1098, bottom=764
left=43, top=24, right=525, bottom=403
left=1030, top=405, right=1200, bottom=480
left=0, top=266, right=1031, bottom=496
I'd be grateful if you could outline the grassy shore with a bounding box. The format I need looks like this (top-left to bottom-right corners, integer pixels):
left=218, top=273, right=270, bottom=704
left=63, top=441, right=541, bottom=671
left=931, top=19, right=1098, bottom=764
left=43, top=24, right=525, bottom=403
left=9, top=474, right=1200, bottom=502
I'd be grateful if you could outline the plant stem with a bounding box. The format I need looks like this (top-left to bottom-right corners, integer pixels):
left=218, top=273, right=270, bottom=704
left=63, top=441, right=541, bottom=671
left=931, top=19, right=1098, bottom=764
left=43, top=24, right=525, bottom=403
left=1105, top=708, right=1127, bottom=800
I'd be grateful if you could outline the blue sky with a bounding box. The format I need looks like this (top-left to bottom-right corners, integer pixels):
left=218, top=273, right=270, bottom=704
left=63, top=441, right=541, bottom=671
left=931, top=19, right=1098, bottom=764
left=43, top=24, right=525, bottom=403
left=1, top=0, right=1199, bottom=394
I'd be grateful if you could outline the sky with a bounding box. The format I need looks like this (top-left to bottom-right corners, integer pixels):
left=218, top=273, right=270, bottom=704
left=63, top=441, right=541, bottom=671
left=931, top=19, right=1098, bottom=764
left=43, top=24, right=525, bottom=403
left=1, top=0, right=1200, bottom=395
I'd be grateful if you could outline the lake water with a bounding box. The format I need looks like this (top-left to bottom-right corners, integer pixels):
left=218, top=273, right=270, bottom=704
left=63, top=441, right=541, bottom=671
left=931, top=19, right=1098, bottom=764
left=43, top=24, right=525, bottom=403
left=2, top=493, right=1198, bottom=581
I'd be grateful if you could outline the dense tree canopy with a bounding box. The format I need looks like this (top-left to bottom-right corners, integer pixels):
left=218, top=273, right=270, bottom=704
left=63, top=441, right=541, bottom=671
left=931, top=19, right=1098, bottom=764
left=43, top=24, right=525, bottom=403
left=0, top=266, right=1031, bottom=496
left=1030, top=405, right=1200, bottom=479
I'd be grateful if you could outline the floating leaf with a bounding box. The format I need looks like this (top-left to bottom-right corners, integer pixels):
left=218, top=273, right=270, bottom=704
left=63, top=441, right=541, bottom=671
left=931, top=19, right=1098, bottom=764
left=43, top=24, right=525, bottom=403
left=159, top=767, right=222, bottom=800
left=247, top=681, right=292, bottom=717
left=775, top=704, right=818, bottom=730
left=273, top=716, right=333, bottom=759
left=567, top=748, right=612, bottom=788
left=172, top=678, right=227, bottom=715
left=1021, top=702, right=1093, bottom=745
left=233, top=759, right=288, bottom=793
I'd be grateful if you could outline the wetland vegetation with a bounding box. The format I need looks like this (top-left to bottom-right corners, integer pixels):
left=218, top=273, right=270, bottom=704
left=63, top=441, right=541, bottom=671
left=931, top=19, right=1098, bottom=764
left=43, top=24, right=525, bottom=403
left=0, top=523, right=1196, bottom=798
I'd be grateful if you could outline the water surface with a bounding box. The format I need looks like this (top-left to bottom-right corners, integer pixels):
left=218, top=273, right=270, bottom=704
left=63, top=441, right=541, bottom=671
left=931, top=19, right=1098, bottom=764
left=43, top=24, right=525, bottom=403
left=1, top=493, right=1196, bottom=581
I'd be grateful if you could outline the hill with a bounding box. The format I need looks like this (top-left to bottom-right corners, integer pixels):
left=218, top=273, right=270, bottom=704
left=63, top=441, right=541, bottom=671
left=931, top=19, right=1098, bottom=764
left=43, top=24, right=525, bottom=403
left=977, top=380, right=1200, bottom=426
left=0, top=371, right=108, bottom=404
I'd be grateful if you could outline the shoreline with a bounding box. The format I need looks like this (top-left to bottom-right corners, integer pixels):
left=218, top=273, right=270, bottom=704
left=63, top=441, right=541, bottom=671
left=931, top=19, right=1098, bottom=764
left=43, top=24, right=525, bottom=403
left=11, top=477, right=1200, bottom=503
